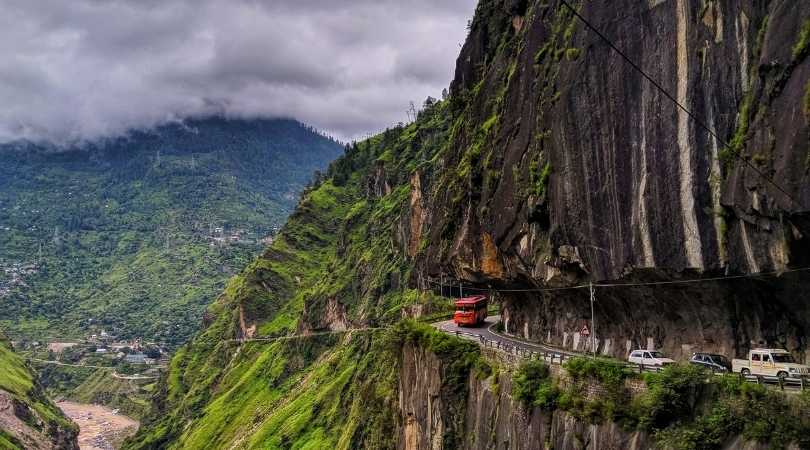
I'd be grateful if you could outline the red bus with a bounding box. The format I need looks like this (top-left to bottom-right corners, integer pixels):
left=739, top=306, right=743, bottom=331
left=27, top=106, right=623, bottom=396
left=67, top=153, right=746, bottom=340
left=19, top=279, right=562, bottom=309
left=453, top=295, right=488, bottom=327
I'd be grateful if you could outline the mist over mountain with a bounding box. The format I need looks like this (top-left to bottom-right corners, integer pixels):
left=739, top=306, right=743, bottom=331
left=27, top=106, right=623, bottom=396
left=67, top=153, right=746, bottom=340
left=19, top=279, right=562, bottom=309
left=0, top=0, right=475, bottom=144
left=0, top=117, right=342, bottom=346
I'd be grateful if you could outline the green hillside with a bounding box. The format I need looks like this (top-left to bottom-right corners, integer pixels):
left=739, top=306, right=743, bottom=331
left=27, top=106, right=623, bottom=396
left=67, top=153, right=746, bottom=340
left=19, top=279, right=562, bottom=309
left=124, top=102, right=454, bottom=449
left=0, top=118, right=342, bottom=346
left=0, top=334, right=78, bottom=449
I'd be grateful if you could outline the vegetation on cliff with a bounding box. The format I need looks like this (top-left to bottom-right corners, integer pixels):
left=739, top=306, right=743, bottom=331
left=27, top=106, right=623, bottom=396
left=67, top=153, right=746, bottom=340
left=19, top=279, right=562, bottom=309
left=124, top=104, right=456, bottom=448
left=511, top=357, right=810, bottom=449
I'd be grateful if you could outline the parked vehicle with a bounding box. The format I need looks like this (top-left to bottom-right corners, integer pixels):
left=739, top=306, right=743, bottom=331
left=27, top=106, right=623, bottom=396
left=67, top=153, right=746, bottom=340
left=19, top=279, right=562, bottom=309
left=732, top=348, right=810, bottom=379
left=628, top=349, right=675, bottom=367
left=689, top=352, right=732, bottom=372
left=453, top=295, right=488, bottom=327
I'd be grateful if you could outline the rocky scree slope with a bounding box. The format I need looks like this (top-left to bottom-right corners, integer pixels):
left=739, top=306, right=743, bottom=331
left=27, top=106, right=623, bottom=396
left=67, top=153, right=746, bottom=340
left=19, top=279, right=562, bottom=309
left=0, top=334, right=78, bottom=450
left=126, top=0, right=810, bottom=448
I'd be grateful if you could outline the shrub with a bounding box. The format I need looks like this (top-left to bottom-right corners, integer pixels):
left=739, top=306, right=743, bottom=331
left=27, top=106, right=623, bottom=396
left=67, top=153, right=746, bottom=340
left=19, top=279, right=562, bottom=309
left=636, top=364, right=706, bottom=430
left=512, top=359, right=559, bottom=409
left=564, top=357, right=631, bottom=390
left=564, top=48, right=581, bottom=61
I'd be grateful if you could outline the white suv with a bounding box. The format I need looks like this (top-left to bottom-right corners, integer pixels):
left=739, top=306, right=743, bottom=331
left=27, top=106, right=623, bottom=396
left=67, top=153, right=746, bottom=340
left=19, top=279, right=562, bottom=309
left=628, top=349, right=675, bottom=367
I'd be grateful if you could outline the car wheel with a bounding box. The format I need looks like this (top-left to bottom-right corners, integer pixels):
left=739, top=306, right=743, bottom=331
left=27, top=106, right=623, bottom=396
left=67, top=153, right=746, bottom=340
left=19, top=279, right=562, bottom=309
left=741, top=368, right=750, bottom=376
left=777, top=371, right=788, bottom=381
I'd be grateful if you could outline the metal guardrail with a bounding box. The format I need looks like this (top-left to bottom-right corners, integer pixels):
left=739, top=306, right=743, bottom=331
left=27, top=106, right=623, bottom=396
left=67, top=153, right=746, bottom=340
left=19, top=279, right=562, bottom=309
left=441, top=328, right=808, bottom=391
left=739, top=373, right=807, bottom=391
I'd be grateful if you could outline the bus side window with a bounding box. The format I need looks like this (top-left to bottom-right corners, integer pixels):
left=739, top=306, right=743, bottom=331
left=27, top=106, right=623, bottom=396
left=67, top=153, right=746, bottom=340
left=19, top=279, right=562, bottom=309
left=752, top=354, right=761, bottom=362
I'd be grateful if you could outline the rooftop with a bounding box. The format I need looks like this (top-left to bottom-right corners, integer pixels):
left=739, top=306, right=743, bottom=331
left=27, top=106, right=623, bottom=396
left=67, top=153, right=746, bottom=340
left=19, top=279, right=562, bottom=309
left=454, top=295, right=487, bottom=306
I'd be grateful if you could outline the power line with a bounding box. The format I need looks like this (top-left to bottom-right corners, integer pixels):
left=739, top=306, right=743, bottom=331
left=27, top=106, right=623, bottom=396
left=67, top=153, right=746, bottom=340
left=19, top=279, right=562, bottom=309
left=428, top=266, right=810, bottom=293
left=558, top=0, right=803, bottom=209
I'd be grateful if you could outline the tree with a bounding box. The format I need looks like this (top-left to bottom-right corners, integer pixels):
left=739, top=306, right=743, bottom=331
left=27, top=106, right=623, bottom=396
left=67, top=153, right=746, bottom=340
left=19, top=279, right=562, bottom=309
left=144, top=346, right=161, bottom=359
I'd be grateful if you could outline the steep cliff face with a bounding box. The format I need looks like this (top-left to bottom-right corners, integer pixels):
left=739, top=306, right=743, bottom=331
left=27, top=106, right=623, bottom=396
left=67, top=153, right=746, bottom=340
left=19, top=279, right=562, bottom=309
left=399, top=343, right=653, bottom=450
left=0, top=334, right=79, bottom=450
left=398, top=340, right=808, bottom=450
left=407, top=0, right=810, bottom=361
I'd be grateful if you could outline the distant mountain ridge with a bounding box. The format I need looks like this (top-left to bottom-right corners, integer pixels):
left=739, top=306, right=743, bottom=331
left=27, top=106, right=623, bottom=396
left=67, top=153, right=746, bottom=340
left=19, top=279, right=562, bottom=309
left=0, top=117, right=343, bottom=346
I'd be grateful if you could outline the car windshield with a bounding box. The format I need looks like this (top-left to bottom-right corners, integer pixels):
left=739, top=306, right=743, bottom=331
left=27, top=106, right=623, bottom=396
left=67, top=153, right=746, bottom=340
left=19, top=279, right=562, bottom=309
left=710, top=355, right=730, bottom=364
left=648, top=351, right=664, bottom=358
left=772, top=353, right=796, bottom=363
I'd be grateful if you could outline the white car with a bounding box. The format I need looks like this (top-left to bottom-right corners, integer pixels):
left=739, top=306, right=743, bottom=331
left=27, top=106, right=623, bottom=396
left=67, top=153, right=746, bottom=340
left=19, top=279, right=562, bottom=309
left=628, top=349, right=675, bottom=367
left=732, top=349, right=810, bottom=379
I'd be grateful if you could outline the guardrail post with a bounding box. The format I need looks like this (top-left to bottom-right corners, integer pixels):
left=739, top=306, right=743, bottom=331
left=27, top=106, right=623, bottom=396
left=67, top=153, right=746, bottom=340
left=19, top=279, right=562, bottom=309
left=778, top=376, right=784, bottom=391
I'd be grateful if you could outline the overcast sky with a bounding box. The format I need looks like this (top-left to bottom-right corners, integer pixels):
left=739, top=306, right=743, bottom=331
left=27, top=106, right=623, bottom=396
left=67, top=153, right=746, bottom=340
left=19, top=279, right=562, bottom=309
left=0, top=0, right=477, bottom=144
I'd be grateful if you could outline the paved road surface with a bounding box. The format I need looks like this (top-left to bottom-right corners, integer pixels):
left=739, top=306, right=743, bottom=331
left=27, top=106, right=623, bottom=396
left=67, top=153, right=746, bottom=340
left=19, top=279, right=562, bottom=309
left=433, top=315, right=806, bottom=392
left=432, top=315, right=577, bottom=357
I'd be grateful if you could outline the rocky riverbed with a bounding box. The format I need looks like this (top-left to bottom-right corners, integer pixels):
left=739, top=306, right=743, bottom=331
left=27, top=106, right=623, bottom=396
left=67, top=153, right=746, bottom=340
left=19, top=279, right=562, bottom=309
left=57, top=401, right=138, bottom=450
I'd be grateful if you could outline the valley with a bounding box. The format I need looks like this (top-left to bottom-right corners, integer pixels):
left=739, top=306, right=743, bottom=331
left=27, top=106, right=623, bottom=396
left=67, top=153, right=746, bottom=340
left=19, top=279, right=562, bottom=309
left=0, top=117, right=342, bottom=347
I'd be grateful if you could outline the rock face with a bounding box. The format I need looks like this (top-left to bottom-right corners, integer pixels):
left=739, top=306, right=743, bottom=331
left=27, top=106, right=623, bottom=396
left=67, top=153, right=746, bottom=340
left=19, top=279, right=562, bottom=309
left=398, top=343, right=805, bottom=450
left=398, top=343, right=655, bottom=450
left=411, top=0, right=810, bottom=361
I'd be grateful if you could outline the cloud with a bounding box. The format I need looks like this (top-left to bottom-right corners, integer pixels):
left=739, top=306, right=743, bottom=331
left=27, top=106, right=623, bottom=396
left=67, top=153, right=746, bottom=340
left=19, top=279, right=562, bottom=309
left=0, top=0, right=476, bottom=144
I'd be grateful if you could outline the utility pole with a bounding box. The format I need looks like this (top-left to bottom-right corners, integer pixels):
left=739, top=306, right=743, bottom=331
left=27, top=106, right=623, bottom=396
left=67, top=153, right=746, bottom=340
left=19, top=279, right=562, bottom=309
left=439, top=273, right=443, bottom=297
left=590, top=282, right=596, bottom=359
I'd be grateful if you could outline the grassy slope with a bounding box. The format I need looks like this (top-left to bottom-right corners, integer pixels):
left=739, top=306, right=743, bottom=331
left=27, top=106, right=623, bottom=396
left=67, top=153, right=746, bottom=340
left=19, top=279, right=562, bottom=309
left=71, top=370, right=152, bottom=419
left=125, top=103, right=453, bottom=450
left=0, top=335, right=77, bottom=449
left=0, top=118, right=341, bottom=346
